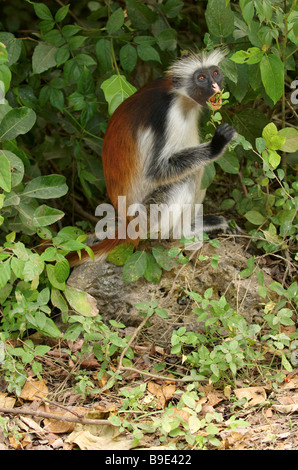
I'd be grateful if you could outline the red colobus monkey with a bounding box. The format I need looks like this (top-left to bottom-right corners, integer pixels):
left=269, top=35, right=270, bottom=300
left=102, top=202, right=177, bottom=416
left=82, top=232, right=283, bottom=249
left=70, top=50, right=237, bottom=265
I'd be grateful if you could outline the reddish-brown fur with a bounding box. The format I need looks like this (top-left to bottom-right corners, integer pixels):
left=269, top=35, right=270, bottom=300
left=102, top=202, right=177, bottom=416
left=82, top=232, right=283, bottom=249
left=102, top=101, right=138, bottom=209
left=68, top=89, right=147, bottom=266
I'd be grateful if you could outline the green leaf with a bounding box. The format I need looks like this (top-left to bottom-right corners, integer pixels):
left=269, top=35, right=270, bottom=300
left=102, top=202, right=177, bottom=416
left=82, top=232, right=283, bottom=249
left=46, top=264, right=65, bottom=290
left=220, top=199, right=235, bottom=210
left=0, top=33, right=22, bottom=67
left=101, top=75, right=137, bottom=114
left=262, top=122, right=277, bottom=145
left=33, top=205, right=64, bottom=227
left=137, top=44, right=161, bottom=63
left=40, top=247, right=57, bottom=262
left=119, top=44, right=137, bottom=73
left=64, top=285, right=98, bottom=317
left=143, top=253, right=162, bottom=284
left=0, top=151, right=11, bottom=192
left=240, top=256, right=255, bottom=278
left=95, top=39, right=112, bottom=72
left=135, top=301, right=150, bottom=311
left=23, top=254, right=44, bottom=281
left=152, top=246, right=178, bottom=271
left=11, top=257, right=25, bottom=279
left=161, top=0, right=183, bottom=18
left=278, top=128, right=298, bottom=153
left=37, top=287, right=50, bottom=305
left=0, top=64, right=11, bottom=93
left=230, top=47, right=263, bottom=64
left=0, top=107, right=36, bottom=141
left=269, top=149, right=281, bottom=169
left=232, top=109, right=269, bottom=145
left=201, top=162, right=216, bottom=189
left=156, top=29, right=177, bottom=51
left=260, top=54, right=284, bottom=104
left=1, top=150, right=24, bottom=188
left=33, top=3, right=53, bottom=20
left=40, top=317, right=61, bottom=338
left=57, top=239, right=86, bottom=251
left=32, top=42, right=58, bottom=74
left=242, top=1, right=255, bottom=26
left=205, top=0, right=234, bottom=38
left=106, top=243, right=134, bottom=266
left=22, top=175, right=68, bottom=199
left=216, top=151, right=239, bottom=174
left=34, top=345, right=51, bottom=355
left=12, top=241, right=29, bottom=261
left=122, top=251, right=147, bottom=283
left=56, top=46, right=70, bottom=66
left=0, top=43, right=8, bottom=65
left=49, top=87, right=64, bottom=111
left=258, top=285, right=268, bottom=299
left=74, top=54, right=96, bottom=67
left=244, top=210, right=266, bottom=225
left=55, top=4, right=70, bottom=22
left=106, top=8, right=125, bottom=34
left=255, top=137, right=266, bottom=153
left=54, top=257, right=70, bottom=283
left=51, top=288, right=69, bottom=317
left=126, top=0, right=158, bottom=29
left=0, top=259, right=11, bottom=288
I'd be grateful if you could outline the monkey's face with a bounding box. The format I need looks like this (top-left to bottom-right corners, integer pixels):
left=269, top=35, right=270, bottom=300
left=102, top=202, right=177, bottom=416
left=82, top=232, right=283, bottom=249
left=189, top=66, right=223, bottom=110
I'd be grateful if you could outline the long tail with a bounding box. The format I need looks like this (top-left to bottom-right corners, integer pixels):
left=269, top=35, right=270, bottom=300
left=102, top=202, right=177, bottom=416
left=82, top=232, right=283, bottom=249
left=67, top=230, right=139, bottom=267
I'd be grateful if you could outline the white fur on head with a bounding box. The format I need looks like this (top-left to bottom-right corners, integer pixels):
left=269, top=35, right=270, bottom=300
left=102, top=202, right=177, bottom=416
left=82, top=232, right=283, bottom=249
left=168, top=49, right=227, bottom=84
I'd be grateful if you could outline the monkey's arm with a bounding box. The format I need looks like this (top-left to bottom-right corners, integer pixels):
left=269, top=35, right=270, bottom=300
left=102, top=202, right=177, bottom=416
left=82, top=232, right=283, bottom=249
left=148, top=123, right=236, bottom=185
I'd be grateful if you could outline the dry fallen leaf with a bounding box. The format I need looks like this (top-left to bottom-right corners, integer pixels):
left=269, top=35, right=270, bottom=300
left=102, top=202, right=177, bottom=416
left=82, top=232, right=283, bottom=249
left=20, top=433, right=32, bottom=448
left=0, top=392, right=16, bottom=409
left=272, top=403, right=298, bottom=413
left=19, top=415, right=45, bottom=436
left=162, top=382, right=176, bottom=402
left=43, top=406, right=90, bottom=434
left=9, top=435, right=23, bottom=450
left=234, top=387, right=266, bottom=408
left=277, top=395, right=298, bottom=405
left=282, top=376, right=298, bottom=390
left=147, top=382, right=166, bottom=409
left=19, top=379, right=48, bottom=401
left=147, top=380, right=176, bottom=409
left=169, top=407, right=190, bottom=423
left=66, top=430, right=134, bottom=450
left=43, top=409, right=76, bottom=434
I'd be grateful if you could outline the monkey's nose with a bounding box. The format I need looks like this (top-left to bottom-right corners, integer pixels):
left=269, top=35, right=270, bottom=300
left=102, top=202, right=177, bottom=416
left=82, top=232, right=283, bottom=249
left=212, top=83, right=221, bottom=92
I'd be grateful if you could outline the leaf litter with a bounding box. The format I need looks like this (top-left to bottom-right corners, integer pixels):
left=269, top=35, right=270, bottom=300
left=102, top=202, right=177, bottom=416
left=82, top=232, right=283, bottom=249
left=0, top=333, right=298, bottom=450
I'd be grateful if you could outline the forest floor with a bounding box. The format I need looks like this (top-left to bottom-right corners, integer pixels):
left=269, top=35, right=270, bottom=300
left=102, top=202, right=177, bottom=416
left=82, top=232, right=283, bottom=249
left=0, top=331, right=297, bottom=451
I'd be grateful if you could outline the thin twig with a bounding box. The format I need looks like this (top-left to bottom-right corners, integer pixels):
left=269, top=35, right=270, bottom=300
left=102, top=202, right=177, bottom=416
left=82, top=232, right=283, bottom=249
left=35, top=396, right=83, bottom=419
left=0, top=407, right=111, bottom=426
left=117, top=312, right=150, bottom=373
left=119, top=366, right=207, bottom=383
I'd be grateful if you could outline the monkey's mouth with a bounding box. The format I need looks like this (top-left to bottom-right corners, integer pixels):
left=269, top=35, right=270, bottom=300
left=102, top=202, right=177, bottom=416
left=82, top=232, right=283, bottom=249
left=208, top=92, right=222, bottom=110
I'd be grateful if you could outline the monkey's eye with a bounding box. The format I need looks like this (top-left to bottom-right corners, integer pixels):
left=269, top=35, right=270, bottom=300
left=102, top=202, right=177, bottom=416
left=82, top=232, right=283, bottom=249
left=213, top=71, right=218, bottom=76
left=198, top=75, right=205, bottom=81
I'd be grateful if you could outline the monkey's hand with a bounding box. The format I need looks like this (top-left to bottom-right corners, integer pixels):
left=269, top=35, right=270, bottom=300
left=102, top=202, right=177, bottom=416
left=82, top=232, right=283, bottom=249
left=211, top=123, right=237, bottom=156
